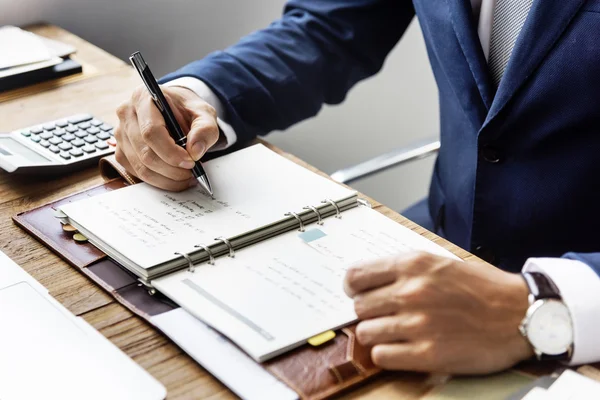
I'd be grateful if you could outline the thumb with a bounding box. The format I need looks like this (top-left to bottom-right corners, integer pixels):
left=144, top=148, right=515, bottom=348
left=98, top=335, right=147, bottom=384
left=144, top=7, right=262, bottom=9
left=186, top=112, right=220, bottom=161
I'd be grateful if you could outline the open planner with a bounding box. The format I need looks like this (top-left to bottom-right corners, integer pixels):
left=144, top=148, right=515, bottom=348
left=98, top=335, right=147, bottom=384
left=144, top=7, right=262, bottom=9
left=58, top=144, right=457, bottom=363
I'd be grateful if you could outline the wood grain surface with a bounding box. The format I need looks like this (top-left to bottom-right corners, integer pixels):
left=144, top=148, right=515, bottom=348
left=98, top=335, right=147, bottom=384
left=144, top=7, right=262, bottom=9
left=0, top=25, right=483, bottom=400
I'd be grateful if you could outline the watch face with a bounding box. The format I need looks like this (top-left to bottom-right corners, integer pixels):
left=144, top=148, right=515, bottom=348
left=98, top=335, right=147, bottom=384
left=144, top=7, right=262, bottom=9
left=527, top=299, right=574, bottom=355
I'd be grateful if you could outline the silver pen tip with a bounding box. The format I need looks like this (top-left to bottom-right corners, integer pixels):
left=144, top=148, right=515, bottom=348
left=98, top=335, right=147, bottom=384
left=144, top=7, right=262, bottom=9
left=197, top=175, right=213, bottom=197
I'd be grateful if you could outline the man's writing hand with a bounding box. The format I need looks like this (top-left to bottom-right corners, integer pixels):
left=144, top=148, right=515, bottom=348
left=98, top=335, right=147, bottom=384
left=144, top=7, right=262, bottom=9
left=114, top=85, right=219, bottom=191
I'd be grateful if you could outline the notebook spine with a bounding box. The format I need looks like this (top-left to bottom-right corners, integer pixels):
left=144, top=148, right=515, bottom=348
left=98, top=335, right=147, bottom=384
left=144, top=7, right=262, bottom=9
left=140, top=196, right=369, bottom=292
left=171, top=196, right=368, bottom=271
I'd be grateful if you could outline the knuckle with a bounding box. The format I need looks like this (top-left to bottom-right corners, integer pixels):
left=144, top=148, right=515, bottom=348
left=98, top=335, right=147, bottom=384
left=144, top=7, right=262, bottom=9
left=431, top=257, right=454, bottom=276
left=116, top=102, right=129, bottom=119
left=139, top=146, right=156, bottom=166
left=135, top=163, right=151, bottom=181
left=355, top=322, right=371, bottom=345
left=381, top=256, right=400, bottom=275
left=408, top=251, right=433, bottom=265
left=115, top=149, right=126, bottom=165
left=113, top=126, right=123, bottom=141
left=371, top=346, right=387, bottom=368
left=387, top=319, right=403, bottom=337
left=345, top=268, right=361, bottom=292
left=403, top=279, right=429, bottom=302
left=390, top=290, right=406, bottom=309
left=405, top=313, right=430, bottom=335
left=197, top=124, right=220, bottom=144
left=353, top=297, right=368, bottom=319
left=414, top=312, right=431, bottom=329
left=175, top=169, right=193, bottom=181
left=399, top=252, right=436, bottom=276
left=418, top=340, right=437, bottom=365
left=191, top=100, right=216, bottom=118
left=203, top=103, right=217, bottom=118
left=139, top=122, right=155, bottom=141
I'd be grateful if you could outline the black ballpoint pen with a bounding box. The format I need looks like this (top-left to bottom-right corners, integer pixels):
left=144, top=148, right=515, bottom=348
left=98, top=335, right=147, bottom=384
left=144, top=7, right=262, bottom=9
left=129, top=51, right=213, bottom=196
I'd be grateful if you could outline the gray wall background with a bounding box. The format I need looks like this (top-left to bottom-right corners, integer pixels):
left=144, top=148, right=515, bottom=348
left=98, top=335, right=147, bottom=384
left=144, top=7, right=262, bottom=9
left=1, top=0, right=439, bottom=213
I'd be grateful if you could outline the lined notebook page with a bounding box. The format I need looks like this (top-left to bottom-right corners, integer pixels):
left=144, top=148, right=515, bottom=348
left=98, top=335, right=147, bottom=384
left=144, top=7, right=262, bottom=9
left=154, top=206, right=459, bottom=361
left=60, top=145, right=354, bottom=270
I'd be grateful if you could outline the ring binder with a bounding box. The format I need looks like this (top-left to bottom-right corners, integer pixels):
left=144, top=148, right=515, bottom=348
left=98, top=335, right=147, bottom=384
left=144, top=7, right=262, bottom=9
left=215, top=237, right=235, bottom=258
left=303, top=205, right=324, bottom=225
left=137, top=278, right=157, bottom=295
left=322, top=199, right=342, bottom=219
left=285, top=211, right=305, bottom=232
left=175, top=251, right=197, bottom=273
left=357, top=198, right=372, bottom=208
left=194, top=244, right=216, bottom=265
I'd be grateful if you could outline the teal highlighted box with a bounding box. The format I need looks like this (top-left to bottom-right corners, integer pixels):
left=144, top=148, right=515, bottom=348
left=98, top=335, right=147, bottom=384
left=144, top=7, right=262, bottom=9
left=298, top=228, right=327, bottom=243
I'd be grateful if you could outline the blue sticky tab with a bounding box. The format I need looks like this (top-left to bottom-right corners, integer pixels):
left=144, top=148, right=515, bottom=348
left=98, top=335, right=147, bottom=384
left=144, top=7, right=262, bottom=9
left=298, top=228, right=327, bottom=243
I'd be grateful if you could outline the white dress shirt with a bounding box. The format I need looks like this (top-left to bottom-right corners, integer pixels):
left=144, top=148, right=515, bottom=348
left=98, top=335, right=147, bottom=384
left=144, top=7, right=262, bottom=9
left=164, top=0, right=600, bottom=365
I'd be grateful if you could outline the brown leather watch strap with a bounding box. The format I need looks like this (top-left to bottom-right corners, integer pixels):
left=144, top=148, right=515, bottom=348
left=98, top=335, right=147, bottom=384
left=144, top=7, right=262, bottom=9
left=522, top=272, right=561, bottom=301
left=539, top=351, right=569, bottom=361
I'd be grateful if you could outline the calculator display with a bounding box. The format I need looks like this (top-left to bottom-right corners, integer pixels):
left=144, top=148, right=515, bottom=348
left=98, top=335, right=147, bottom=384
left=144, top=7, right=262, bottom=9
left=0, top=137, right=51, bottom=163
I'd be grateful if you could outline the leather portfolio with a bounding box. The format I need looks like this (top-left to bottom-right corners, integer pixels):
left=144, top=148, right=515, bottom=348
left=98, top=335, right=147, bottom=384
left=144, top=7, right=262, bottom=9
left=13, top=155, right=381, bottom=400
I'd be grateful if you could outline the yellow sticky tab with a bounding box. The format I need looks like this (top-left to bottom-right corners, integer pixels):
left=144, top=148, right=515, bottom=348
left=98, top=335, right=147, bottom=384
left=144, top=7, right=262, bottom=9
left=308, top=330, right=336, bottom=347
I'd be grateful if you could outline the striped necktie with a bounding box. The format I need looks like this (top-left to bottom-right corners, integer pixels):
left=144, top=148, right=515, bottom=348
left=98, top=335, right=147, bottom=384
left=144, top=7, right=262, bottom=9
left=488, top=0, right=535, bottom=86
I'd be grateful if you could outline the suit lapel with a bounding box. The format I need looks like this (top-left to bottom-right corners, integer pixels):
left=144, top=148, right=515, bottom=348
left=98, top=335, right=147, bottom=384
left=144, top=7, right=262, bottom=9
left=483, top=0, right=586, bottom=128
left=445, top=0, right=495, bottom=111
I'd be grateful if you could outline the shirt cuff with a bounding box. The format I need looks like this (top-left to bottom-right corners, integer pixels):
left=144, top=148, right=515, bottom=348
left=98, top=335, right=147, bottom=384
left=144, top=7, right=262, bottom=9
left=523, top=257, right=600, bottom=365
left=163, top=77, right=237, bottom=151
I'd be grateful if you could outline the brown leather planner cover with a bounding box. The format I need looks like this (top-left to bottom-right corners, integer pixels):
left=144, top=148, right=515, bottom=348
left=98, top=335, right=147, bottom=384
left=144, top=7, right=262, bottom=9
left=13, top=159, right=381, bottom=400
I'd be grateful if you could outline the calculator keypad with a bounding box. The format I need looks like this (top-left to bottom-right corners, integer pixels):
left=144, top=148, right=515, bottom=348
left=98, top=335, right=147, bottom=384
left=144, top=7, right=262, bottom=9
left=18, top=114, right=114, bottom=164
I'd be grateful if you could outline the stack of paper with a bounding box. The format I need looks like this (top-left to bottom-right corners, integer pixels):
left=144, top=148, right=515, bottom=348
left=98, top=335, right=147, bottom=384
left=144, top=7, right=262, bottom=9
left=0, top=25, right=75, bottom=79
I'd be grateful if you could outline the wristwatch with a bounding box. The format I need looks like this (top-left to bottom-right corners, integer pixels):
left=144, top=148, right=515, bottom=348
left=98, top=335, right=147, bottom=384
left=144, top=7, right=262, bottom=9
left=519, top=272, right=574, bottom=361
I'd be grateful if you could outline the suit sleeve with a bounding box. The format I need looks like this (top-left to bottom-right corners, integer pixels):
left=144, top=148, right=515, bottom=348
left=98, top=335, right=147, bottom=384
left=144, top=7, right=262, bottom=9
left=523, top=253, right=600, bottom=365
left=563, top=252, right=600, bottom=276
left=160, top=0, right=415, bottom=143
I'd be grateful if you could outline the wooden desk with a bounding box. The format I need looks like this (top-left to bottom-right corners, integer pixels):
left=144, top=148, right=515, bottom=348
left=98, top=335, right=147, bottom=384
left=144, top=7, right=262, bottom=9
left=0, top=25, right=477, bottom=399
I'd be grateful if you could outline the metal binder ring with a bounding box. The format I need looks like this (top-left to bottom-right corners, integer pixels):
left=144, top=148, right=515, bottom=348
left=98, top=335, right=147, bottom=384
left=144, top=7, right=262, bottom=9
left=174, top=251, right=196, bottom=273
left=303, top=206, right=324, bottom=225
left=215, top=237, right=235, bottom=258
left=357, top=198, right=372, bottom=208
left=321, top=199, right=342, bottom=219
left=285, top=211, right=305, bottom=232
left=193, top=244, right=215, bottom=265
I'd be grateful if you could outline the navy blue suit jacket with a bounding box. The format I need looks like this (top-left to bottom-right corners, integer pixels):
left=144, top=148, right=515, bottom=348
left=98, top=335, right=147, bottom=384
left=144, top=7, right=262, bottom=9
left=162, top=0, right=600, bottom=275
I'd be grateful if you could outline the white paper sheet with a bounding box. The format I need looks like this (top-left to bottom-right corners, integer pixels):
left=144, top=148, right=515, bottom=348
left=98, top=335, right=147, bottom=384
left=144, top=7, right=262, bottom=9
left=547, top=370, right=600, bottom=399
left=521, top=387, right=552, bottom=400
left=151, top=308, right=297, bottom=400
left=0, top=26, right=53, bottom=69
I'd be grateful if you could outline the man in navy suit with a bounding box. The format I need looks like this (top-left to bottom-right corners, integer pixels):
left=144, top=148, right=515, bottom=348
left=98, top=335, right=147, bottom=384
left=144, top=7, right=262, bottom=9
left=114, top=0, right=600, bottom=373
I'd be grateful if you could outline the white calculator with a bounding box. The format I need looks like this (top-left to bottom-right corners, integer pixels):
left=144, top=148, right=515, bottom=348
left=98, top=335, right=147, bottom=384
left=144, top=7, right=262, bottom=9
left=0, top=114, right=116, bottom=174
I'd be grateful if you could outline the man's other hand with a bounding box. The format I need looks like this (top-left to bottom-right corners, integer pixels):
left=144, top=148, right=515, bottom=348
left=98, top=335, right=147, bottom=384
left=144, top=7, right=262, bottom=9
left=114, top=85, right=220, bottom=191
left=344, top=252, right=534, bottom=375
